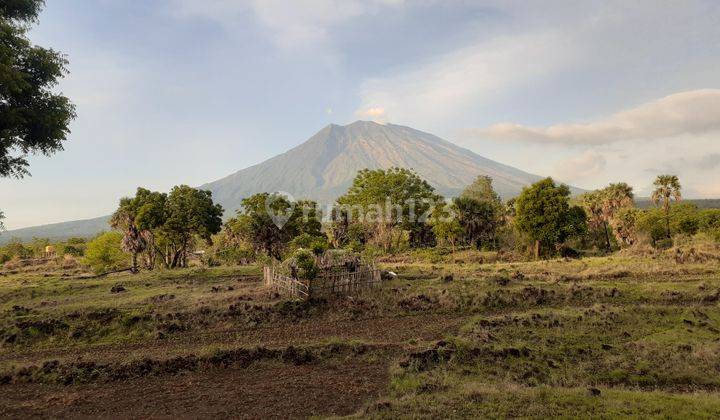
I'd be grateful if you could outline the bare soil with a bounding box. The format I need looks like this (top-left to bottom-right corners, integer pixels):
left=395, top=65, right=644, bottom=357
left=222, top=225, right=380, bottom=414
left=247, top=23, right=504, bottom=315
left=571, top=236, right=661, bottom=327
left=0, top=360, right=390, bottom=419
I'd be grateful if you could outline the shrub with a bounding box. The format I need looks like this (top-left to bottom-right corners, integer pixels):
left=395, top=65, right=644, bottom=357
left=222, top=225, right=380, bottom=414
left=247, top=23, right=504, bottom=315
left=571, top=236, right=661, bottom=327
left=83, top=232, right=128, bottom=274
left=293, top=249, right=318, bottom=280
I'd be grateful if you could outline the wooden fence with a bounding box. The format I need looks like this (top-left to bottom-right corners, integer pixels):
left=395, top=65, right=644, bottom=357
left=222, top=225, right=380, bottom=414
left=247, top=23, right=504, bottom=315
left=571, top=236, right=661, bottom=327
left=263, top=266, right=382, bottom=300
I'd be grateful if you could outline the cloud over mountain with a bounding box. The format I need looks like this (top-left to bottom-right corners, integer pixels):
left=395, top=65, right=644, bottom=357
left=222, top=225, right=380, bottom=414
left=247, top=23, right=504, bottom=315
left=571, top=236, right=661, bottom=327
left=469, top=89, right=720, bottom=145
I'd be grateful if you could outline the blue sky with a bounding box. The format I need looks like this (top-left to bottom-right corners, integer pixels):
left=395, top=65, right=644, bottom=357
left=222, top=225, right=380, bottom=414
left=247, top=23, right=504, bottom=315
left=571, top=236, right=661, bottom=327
left=2, top=0, right=720, bottom=229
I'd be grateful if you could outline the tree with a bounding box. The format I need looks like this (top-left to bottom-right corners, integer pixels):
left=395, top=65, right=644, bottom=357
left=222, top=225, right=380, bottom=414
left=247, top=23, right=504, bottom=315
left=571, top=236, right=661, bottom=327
left=461, top=175, right=502, bottom=204
left=159, top=186, right=223, bottom=268
left=430, top=206, right=463, bottom=260
left=514, top=178, right=587, bottom=259
left=336, top=168, right=442, bottom=251
left=110, top=188, right=166, bottom=272
left=0, top=211, right=4, bottom=232
left=651, top=175, right=682, bottom=239
left=83, top=232, right=128, bottom=274
left=581, top=191, right=611, bottom=251
left=1, top=1, right=75, bottom=227
left=0, top=0, right=75, bottom=178
left=614, top=207, right=640, bottom=247
left=581, top=183, right=635, bottom=251
left=604, top=183, right=635, bottom=246
left=230, top=193, right=320, bottom=260
left=453, top=196, right=503, bottom=250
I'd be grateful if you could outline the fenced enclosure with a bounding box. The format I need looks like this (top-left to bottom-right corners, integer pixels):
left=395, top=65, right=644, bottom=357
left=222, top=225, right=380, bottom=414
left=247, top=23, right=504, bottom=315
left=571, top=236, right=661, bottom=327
left=263, top=265, right=382, bottom=300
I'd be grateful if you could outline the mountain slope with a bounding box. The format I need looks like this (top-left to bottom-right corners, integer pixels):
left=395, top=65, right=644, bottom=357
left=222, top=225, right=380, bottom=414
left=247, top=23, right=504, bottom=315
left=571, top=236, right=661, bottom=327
left=0, top=215, right=111, bottom=244
left=2, top=121, right=564, bottom=243
left=201, top=120, right=546, bottom=214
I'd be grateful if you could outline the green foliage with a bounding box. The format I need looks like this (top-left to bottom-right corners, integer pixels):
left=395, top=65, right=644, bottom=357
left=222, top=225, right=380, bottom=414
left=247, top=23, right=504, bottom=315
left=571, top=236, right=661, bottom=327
left=580, top=183, right=635, bottom=251
left=0, top=238, right=32, bottom=262
left=460, top=175, right=501, bottom=204
left=651, top=175, right=682, bottom=239
left=230, top=193, right=321, bottom=260
left=82, top=232, right=128, bottom=274
left=635, top=203, right=708, bottom=246
left=431, top=208, right=463, bottom=250
left=453, top=196, right=503, bottom=250
left=110, top=186, right=223, bottom=269
left=670, top=203, right=700, bottom=236
left=0, top=0, right=76, bottom=178
left=699, top=209, right=720, bottom=232
left=293, top=249, right=318, bottom=280
left=614, top=207, right=640, bottom=246
left=514, top=178, right=587, bottom=257
left=290, top=233, right=328, bottom=256
left=335, top=168, right=443, bottom=251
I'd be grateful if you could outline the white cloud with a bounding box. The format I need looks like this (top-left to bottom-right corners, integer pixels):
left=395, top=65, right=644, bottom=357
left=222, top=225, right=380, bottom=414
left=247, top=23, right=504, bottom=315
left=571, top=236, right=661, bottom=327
left=470, top=89, right=720, bottom=144
left=553, top=151, right=607, bottom=182
left=355, top=106, right=388, bottom=123
left=355, top=31, right=575, bottom=125
left=171, top=0, right=406, bottom=48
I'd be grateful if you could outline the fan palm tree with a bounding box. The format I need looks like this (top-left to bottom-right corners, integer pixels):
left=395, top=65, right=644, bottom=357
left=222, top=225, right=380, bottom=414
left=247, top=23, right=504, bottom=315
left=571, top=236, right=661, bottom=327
left=651, top=175, right=682, bottom=239
left=582, top=191, right=611, bottom=251
left=603, top=183, right=635, bottom=246
left=110, top=202, right=147, bottom=273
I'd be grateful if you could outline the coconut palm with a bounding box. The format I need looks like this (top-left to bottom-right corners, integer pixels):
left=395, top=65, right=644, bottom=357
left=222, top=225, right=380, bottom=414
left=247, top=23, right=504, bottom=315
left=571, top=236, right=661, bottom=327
left=651, top=175, right=682, bottom=239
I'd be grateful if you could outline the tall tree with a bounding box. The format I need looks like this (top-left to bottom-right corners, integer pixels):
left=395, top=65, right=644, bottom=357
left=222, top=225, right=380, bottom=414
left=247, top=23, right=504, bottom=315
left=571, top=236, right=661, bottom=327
left=110, top=188, right=167, bottom=272
left=453, top=196, right=503, bottom=250
left=1, top=0, right=75, bottom=227
left=461, top=175, right=502, bottom=204
left=581, top=191, right=611, bottom=251
left=604, top=183, right=635, bottom=246
left=651, top=175, right=682, bottom=239
left=1, top=0, right=75, bottom=178
left=336, top=168, right=442, bottom=251
left=515, top=178, right=587, bottom=259
left=159, top=186, right=223, bottom=268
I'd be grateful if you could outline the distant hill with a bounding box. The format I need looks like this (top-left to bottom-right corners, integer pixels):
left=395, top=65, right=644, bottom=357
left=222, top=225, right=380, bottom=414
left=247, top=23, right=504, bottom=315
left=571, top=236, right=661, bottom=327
left=0, top=215, right=111, bottom=244
left=2, top=121, right=578, bottom=243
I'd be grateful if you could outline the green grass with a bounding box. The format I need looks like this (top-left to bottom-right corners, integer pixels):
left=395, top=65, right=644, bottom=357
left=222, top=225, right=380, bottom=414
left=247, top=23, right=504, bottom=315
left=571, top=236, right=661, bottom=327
left=2, top=251, right=720, bottom=417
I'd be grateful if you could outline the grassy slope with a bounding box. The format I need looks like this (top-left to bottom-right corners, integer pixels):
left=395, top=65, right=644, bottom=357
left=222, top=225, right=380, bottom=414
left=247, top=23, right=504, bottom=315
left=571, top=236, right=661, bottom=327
left=0, top=249, right=720, bottom=417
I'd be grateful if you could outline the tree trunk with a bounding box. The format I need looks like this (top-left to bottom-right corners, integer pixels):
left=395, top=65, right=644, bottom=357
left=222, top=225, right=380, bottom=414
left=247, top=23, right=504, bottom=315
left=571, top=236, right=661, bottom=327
left=665, top=201, right=671, bottom=239
left=603, top=221, right=612, bottom=251
left=131, top=252, right=138, bottom=274
left=534, top=240, right=540, bottom=260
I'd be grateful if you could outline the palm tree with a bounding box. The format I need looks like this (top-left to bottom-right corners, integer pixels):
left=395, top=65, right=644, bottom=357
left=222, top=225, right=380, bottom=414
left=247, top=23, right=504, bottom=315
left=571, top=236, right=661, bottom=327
left=651, top=175, right=682, bottom=239
left=110, top=202, right=147, bottom=273
left=603, top=183, right=635, bottom=246
left=582, top=191, right=611, bottom=251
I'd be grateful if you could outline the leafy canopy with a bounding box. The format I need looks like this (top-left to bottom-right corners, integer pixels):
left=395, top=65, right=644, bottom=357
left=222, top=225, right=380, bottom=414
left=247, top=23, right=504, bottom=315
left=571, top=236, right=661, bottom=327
left=229, top=193, right=321, bottom=259
left=83, top=232, right=127, bottom=274
left=515, top=178, right=587, bottom=256
left=0, top=0, right=75, bottom=178
left=337, top=167, right=442, bottom=228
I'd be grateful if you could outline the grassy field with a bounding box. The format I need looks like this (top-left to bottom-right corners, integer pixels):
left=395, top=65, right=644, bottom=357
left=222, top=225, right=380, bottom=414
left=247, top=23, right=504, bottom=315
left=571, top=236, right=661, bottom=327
left=1, top=248, right=720, bottom=418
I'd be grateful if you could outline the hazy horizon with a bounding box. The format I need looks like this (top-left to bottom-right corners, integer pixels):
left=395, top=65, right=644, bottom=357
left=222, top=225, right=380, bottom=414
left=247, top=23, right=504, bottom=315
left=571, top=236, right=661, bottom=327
left=2, top=1, right=720, bottom=230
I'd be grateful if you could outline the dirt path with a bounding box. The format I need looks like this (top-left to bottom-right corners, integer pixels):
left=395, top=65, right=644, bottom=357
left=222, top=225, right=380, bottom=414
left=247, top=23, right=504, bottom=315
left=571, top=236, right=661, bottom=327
left=1, top=313, right=470, bottom=366
left=0, top=360, right=390, bottom=419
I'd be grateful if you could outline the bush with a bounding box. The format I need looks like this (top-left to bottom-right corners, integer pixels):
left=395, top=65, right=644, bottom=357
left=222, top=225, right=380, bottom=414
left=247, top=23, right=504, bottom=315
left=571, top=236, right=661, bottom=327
left=700, top=209, right=720, bottom=232
left=289, top=233, right=329, bottom=256
left=83, top=232, right=128, bottom=274
left=293, top=249, right=318, bottom=280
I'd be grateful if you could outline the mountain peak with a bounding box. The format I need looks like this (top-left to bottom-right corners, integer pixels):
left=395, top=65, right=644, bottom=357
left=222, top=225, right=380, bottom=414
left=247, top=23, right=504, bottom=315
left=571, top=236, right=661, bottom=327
left=201, top=122, right=547, bottom=214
